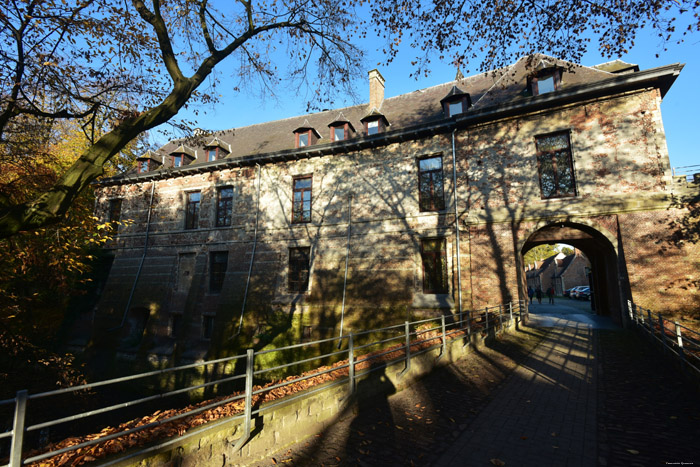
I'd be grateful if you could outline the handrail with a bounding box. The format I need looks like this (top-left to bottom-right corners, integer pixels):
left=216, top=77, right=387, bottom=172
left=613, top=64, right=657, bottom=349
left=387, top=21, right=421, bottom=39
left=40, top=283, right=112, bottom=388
left=2, top=300, right=524, bottom=467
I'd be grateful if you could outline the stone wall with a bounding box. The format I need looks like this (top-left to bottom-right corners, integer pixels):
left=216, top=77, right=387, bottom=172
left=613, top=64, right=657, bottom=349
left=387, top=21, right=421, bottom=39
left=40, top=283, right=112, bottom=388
left=85, top=87, right=700, bottom=366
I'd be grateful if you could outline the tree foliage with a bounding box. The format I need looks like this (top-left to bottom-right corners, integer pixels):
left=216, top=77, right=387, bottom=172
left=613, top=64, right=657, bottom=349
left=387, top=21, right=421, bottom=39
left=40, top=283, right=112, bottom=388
left=368, top=0, right=700, bottom=76
left=1, top=0, right=698, bottom=237
left=0, top=0, right=361, bottom=237
left=523, top=244, right=558, bottom=266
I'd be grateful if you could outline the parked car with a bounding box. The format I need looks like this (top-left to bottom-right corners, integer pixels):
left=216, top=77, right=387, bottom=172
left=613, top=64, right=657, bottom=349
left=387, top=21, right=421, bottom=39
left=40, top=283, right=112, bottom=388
left=563, top=287, right=576, bottom=298
left=568, top=286, right=587, bottom=299
left=577, top=287, right=591, bottom=300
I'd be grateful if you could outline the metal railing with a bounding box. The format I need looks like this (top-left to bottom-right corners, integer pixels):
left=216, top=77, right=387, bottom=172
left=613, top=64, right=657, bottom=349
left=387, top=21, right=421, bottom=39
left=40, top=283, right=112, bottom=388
left=627, top=301, right=700, bottom=376
left=1, top=301, right=526, bottom=467
left=672, top=164, right=700, bottom=183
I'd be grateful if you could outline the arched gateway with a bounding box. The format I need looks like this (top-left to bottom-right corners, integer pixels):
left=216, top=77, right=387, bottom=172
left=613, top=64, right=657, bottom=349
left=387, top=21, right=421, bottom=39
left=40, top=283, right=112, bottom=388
left=521, top=222, right=625, bottom=323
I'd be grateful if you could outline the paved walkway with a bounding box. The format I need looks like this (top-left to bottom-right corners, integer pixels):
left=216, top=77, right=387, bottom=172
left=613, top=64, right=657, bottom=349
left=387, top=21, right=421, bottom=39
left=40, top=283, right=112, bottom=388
left=258, top=300, right=700, bottom=466
left=435, top=319, right=598, bottom=466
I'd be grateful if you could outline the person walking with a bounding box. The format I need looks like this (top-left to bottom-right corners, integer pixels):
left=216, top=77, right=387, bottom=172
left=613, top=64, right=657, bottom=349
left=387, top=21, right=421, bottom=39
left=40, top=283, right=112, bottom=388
left=527, top=286, right=534, bottom=304
left=535, top=287, right=542, bottom=304
left=547, top=286, right=555, bottom=305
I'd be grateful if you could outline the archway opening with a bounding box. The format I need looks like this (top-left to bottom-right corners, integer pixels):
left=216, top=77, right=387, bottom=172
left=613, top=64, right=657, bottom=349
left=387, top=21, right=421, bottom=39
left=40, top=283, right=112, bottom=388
left=521, top=222, right=623, bottom=324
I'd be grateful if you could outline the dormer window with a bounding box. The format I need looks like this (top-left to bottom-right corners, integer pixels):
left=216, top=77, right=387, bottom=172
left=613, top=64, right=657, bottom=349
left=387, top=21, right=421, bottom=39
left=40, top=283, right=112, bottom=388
left=367, top=120, right=379, bottom=135
left=138, top=161, right=149, bottom=173
left=173, top=154, right=183, bottom=167
left=293, top=121, right=321, bottom=149
left=530, top=68, right=561, bottom=96
left=360, top=109, right=388, bottom=136
left=169, top=144, right=196, bottom=167
left=441, top=86, right=471, bottom=118
left=329, top=114, right=355, bottom=142
left=204, top=138, right=231, bottom=162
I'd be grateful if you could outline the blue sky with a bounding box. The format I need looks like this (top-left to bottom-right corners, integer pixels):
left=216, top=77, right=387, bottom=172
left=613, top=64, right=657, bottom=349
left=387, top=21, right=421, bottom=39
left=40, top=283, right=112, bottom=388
left=167, top=23, right=699, bottom=173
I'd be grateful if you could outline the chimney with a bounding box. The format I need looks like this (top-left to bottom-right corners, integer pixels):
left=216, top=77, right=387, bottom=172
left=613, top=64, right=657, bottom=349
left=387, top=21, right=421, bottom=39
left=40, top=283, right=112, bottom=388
left=368, top=69, right=385, bottom=110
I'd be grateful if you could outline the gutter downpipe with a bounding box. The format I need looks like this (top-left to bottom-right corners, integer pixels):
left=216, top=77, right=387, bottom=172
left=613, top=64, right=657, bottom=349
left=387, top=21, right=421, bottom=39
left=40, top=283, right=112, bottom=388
left=451, top=129, right=464, bottom=326
left=337, top=194, right=353, bottom=348
left=236, top=163, right=261, bottom=336
left=113, top=181, right=156, bottom=331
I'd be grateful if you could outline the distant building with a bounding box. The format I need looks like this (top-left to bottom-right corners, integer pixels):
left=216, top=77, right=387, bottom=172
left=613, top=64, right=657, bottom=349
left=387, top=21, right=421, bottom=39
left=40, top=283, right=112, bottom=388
left=526, top=250, right=590, bottom=295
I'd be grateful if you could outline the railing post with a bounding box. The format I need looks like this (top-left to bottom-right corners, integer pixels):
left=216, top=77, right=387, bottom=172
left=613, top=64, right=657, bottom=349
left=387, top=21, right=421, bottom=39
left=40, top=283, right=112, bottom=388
left=659, top=315, right=668, bottom=353
left=674, top=322, right=685, bottom=362
left=437, top=315, right=447, bottom=361
left=508, top=302, right=513, bottom=325
left=232, top=349, right=254, bottom=452
left=485, top=307, right=489, bottom=331
left=498, top=304, right=503, bottom=332
left=627, top=300, right=634, bottom=321
left=397, top=321, right=411, bottom=378
left=647, top=309, right=654, bottom=336
left=10, top=390, right=28, bottom=467
left=347, top=333, right=355, bottom=395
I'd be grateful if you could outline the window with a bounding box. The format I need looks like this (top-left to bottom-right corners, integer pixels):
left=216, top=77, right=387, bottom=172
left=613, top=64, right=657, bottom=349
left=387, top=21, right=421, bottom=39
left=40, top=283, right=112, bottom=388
left=185, top=191, right=201, bottom=229
left=333, top=126, right=345, bottom=142
left=298, top=132, right=309, bottom=147
left=173, top=154, right=183, bottom=167
left=138, top=161, right=149, bottom=173
left=288, top=247, right=310, bottom=293
left=208, top=149, right=217, bottom=162
left=421, top=238, right=448, bottom=294
left=169, top=313, right=183, bottom=338
left=530, top=69, right=560, bottom=96
left=535, top=132, right=576, bottom=199
left=216, top=186, right=233, bottom=227
left=367, top=120, right=379, bottom=135
left=292, top=176, right=312, bottom=223
left=202, top=315, right=214, bottom=339
left=448, top=101, right=463, bottom=117
left=108, top=199, right=122, bottom=224
left=418, top=156, right=445, bottom=211
left=209, top=251, right=228, bottom=293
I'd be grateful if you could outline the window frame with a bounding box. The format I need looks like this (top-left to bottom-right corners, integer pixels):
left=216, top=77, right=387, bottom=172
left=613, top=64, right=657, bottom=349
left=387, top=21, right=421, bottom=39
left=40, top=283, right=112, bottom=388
left=292, top=175, right=312, bottom=224
left=138, top=160, right=149, bottom=173
left=215, top=186, right=234, bottom=227
left=209, top=251, right=228, bottom=293
left=530, top=69, right=561, bottom=96
left=417, top=154, right=446, bottom=212
left=534, top=131, right=577, bottom=199
left=184, top=191, right=201, bottom=230
left=172, top=154, right=183, bottom=167
left=420, top=237, right=448, bottom=294
left=331, top=123, right=348, bottom=142
left=365, top=119, right=381, bottom=135
left=207, top=148, right=218, bottom=162
left=288, top=246, right=311, bottom=293
left=169, top=313, right=183, bottom=338
left=202, top=315, right=215, bottom=340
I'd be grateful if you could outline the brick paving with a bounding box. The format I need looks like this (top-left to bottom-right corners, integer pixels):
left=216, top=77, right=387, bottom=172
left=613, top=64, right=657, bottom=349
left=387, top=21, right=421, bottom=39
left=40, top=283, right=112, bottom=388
left=253, top=304, right=700, bottom=466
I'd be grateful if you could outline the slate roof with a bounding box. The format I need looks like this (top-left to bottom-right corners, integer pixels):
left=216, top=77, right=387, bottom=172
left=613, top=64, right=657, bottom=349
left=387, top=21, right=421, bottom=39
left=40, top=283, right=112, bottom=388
left=100, top=53, right=679, bottom=183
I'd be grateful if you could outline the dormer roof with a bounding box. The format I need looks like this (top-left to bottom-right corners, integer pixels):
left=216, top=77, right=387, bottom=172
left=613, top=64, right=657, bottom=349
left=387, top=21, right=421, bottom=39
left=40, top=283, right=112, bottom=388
left=360, top=108, right=389, bottom=126
left=440, top=85, right=470, bottom=104
left=136, top=150, right=163, bottom=162
left=204, top=137, right=232, bottom=153
left=328, top=112, right=356, bottom=132
left=293, top=119, right=322, bottom=138
left=171, top=144, right=196, bottom=159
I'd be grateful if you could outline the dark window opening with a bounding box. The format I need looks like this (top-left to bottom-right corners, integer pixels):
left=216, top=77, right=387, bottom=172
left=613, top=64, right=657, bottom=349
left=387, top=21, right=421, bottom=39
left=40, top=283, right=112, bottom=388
left=216, top=186, right=233, bottom=227
left=292, top=176, right=312, bottom=223
left=202, top=315, right=214, bottom=339
left=535, top=132, right=576, bottom=199
left=120, top=307, right=149, bottom=347
left=421, top=238, right=448, bottom=294
left=209, top=251, right=228, bottom=293
left=108, top=199, right=122, bottom=224
left=288, top=247, right=310, bottom=293
left=169, top=313, right=182, bottom=338
left=185, top=191, right=201, bottom=229
left=418, top=156, right=445, bottom=211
